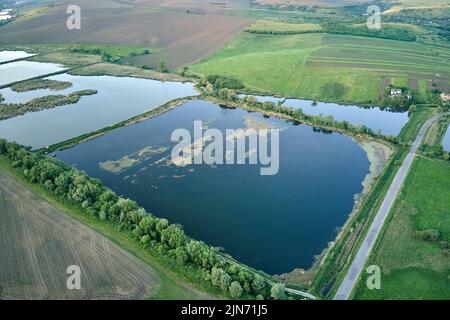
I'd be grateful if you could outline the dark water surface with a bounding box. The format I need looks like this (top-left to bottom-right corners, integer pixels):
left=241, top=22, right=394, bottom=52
left=54, top=100, right=370, bottom=274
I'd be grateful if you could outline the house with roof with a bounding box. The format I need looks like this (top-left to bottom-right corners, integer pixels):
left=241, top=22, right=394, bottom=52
left=441, top=92, right=450, bottom=101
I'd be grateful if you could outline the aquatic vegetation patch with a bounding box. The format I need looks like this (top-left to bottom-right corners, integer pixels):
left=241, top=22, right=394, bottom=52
left=99, top=146, right=169, bottom=174
left=10, top=79, right=72, bottom=92
left=0, top=90, right=97, bottom=120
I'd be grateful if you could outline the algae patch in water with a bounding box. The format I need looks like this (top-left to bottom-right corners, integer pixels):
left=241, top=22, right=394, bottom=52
left=99, top=146, right=169, bottom=174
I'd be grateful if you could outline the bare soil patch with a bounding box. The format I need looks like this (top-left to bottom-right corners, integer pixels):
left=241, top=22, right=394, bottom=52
left=0, top=169, right=160, bottom=300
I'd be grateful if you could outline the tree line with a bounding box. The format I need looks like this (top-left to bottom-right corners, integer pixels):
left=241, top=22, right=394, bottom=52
left=321, top=22, right=416, bottom=42
left=0, top=140, right=292, bottom=300
left=69, top=47, right=151, bottom=64
left=244, top=21, right=417, bottom=42
left=202, top=84, right=398, bottom=144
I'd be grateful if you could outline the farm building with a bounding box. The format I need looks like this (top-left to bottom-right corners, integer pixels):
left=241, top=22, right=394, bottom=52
left=390, top=88, right=402, bottom=96
left=441, top=93, right=450, bottom=101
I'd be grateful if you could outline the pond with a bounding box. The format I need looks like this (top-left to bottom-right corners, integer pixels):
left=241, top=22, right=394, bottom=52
left=242, top=95, right=409, bottom=137
left=0, top=74, right=197, bottom=149
left=0, top=50, right=36, bottom=63
left=443, top=125, right=450, bottom=152
left=53, top=100, right=370, bottom=274
left=0, top=60, right=66, bottom=86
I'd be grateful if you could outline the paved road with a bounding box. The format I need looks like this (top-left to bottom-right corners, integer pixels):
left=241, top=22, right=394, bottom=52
left=334, top=113, right=446, bottom=300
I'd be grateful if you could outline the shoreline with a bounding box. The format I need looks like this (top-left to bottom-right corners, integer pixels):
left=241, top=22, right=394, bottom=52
left=279, top=138, right=394, bottom=286
left=356, top=138, right=395, bottom=196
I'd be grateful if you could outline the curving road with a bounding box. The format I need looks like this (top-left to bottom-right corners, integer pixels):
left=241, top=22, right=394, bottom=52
left=334, top=113, right=447, bottom=300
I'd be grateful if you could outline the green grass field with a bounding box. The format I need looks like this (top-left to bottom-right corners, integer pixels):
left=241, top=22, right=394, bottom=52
left=190, top=32, right=450, bottom=105
left=353, top=157, right=450, bottom=300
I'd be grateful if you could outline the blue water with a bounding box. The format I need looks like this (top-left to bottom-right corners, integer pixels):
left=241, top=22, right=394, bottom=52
left=242, top=95, right=409, bottom=137
left=0, top=60, right=65, bottom=86
left=0, top=74, right=197, bottom=149
left=443, top=125, right=450, bottom=152
left=0, top=50, right=35, bottom=63
left=54, top=100, right=370, bottom=274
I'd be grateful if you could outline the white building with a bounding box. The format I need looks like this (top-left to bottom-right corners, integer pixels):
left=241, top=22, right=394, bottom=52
left=0, top=9, right=13, bottom=21
left=390, top=88, right=402, bottom=96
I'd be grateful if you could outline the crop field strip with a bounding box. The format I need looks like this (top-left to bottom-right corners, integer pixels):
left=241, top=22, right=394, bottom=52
left=0, top=169, right=160, bottom=300
left=191, top=31, right=450, bottom=104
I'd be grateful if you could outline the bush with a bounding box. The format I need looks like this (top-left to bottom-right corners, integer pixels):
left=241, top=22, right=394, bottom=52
left=271, top=283, right=287, bottom=300
left=320, top=81, right=348, bottom=101
left=416, top=229, right=440, bottom=242
left=206, top=75, right=244, bottom=90
left=229, top=281, right=243, bottom=299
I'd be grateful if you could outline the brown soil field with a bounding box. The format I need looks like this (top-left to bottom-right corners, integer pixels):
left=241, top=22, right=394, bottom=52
left=379, top=76, right=391, bottom=99
left=408, top=78, right=419, bottom=90
left=0, top=0, right=251, bottom=69
left=0, top=169, right=160, bottom=300
left=252, top=0, right=371, bottom=8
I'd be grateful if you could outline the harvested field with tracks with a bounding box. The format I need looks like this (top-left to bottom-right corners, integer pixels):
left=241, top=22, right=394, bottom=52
left=0, top=169, right=160, bottom=300
left=0, top=0, right=251, bottom=69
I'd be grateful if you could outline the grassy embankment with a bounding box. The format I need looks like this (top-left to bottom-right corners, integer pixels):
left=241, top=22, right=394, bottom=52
left=190, top=31, right=450, bottom=105
left=0, top=157, right=219, bottom=300
left=398, top=107, right=435, bottom=145
left=2, top=44, right=158, bottom=68
left=420, top=114, right=450, bottom=159
left=352, top=157, right=450, bottom=299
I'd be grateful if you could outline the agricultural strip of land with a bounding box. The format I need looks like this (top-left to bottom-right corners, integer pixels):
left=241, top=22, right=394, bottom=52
left=0, top=168, right=159, bottom=300
left=190, top=33, right=450, bottom=105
